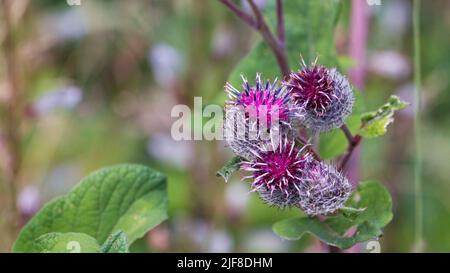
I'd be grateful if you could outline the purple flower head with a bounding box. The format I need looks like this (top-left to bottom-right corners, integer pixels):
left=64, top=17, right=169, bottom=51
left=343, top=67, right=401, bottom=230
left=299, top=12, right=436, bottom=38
left=224, top=74, right=296, bottom=160
left=225, top=73, right=292, bottom=126
left=297, top=160, right=352, bottom=216
left=284, top=60, right=354, bottom=132
left=240, top=137, right=352, bottom=214
left=241, top=137, right=312, bottom=207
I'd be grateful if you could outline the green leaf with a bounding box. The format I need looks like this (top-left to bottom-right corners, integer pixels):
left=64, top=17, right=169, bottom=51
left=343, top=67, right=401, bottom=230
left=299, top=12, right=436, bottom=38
left=13, top=164, right=168, bottom=253
left=216, top=156, right=242, bottom=182
left=273, top=217, right=355, bottom=248
left=345, top=181, right=393, bottom=228
left=359, top=95, right=408, bottom=138
left=228, top=0, right=341, bottom=86
left=33, top=232, right=100, bottom=253
left=273, top=181, right=393, bottom=249
left=100, top=230, right=129, bottom=253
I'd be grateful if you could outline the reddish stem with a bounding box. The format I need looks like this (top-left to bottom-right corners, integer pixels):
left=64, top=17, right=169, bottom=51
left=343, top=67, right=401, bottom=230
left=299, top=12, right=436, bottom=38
left=220, top=0, right=290, bottom=77
left=296, top=134, right=321, bottom=161
left=339, top=135, right=362, bottom=172
left=219, top=0, right=256, bottom=27
left=276, top=0, right=286, bottom=48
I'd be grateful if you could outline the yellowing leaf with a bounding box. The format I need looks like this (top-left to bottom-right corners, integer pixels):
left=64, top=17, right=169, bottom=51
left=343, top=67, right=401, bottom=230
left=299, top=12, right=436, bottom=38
left=359, top=95, right=408, bottom=138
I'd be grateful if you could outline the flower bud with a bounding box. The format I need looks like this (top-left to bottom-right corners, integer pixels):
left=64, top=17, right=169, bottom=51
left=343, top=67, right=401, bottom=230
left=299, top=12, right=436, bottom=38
left=297, top=160, right=352, bottom=216
left=240, top=137, right=352, bottom=215
left=240, top=137, right=312, bottom=207
left=284, top=63, right=354, bottom=132
left=224, top=73, right=295, bottom=160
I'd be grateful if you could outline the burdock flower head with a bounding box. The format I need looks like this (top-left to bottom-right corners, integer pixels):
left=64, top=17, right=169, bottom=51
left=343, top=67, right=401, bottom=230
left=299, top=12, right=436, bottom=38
left=224, top=73, right=295, bottom=160
left=297, top=160, right=352, bottom=216
left=240, top=137, right=312, bottom=208
left=284, top=59, right=354, bottom=132
left=240, top=137, right=352, bottom=215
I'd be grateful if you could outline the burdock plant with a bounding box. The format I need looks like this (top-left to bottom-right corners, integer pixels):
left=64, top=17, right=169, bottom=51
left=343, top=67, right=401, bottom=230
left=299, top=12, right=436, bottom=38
left=285, top=60, right=354, bottom=132
left=225, top=68, right=353, bottom=216
left=218, top=0, right=409, bottom=252
left=224, top=74, right=296, bottom=159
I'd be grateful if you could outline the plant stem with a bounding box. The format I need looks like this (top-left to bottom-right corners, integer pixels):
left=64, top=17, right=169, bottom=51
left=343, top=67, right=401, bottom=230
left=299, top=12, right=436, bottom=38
left=296, top=134, right=321, bottom=161
left=246, top=0, right=290, bottom=77
left=219, top=0, right=256, bottom=27
left=220, top=0, right=291, bottom=77
left=337, top=124, right=362, bottom=172
left=339, top=135, right=362, bottom=172
left=340, top=124, right=354, bottom=145
left=276, top=0, right=285, bottom=48
left=412, top=0, right=423, bottom=252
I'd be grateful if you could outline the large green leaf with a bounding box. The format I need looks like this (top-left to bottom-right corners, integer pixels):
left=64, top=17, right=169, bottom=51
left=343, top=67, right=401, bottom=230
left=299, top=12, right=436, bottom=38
left=13, top=164, right=168, bottom=253
left=359, top=95, right=408, bottom=138
left=228, top=0, right=341, bottom=86
left=32, top=232, right=100, bottom=253
left=100, top=230, right=129, bottom=253
left=273, top=181, right=393, bottom=249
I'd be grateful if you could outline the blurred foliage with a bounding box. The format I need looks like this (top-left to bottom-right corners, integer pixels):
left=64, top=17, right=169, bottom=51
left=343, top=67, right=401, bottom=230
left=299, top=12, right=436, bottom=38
left=13, top=165, right=167, bottom=253
left=1, top=0, right=450, bottom=252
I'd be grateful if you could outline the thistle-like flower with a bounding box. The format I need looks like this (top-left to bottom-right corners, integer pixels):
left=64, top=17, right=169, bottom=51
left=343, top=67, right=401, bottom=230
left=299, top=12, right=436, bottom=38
left=297, top=160, right=352, bottom=216
left=240, top=137, right=352, bottom=215
left=224, top=74, right=295, bottom=160
left=225, top=73, right=292, bottom=125
left=284, top=60, right=354, bottom=132
left=240, top=137, right=312, bottom=208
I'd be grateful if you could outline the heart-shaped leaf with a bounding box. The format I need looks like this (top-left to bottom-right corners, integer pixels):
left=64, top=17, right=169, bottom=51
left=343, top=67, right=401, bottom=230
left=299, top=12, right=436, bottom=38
left=33, top=232, right=100, bottom=253
left=100, top=230, right=129, bottom=253
left=13, top=164, right=167, bottom=253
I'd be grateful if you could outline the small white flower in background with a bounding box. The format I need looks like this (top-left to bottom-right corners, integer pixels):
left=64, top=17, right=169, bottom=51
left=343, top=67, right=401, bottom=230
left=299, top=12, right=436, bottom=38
left=148, top=43, right=185, bottom=89
left=211, top=27, right=236, bottom=58
left=208, top=230, right=233, bottom=253
left=147, top=133, right=192, bottom=168
left=243, top=229, right=288, bottom=253
left=185, top=219, right=208, bottom=247
left=172, top=217, right=234, bottom=252
left=395, top=83, right=426, bottom=119
left=369, top=51, right=410, bottom=80
left=376, top=0, right=410, bottom=37
left=41, top=164, right=82, bottom=200
left=17, top=185, right=41, bottom=216
left=45, top=9, right=88, bottom=41
left=225, top=181, right=250, bottom=213
left=242, top=0, right=266, bottom=13
left=34, top=85, right=82, bottom=116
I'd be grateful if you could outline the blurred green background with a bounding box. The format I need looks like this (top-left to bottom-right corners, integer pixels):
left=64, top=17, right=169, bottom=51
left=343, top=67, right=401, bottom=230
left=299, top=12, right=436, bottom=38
left=0, top=0, right=449, bottom=252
